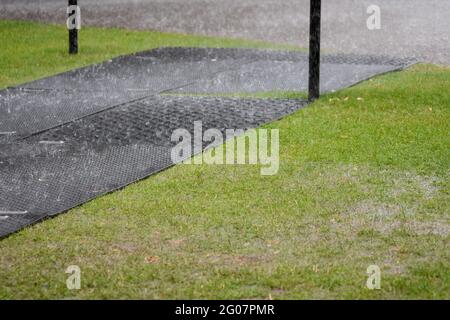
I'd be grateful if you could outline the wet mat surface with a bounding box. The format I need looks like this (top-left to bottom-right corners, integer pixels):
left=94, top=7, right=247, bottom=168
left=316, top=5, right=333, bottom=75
left=0, top=47, right=414, bottom=237
left=1, top=47, right=414, bottom=140
left=0, top=96, right=307, bottom=237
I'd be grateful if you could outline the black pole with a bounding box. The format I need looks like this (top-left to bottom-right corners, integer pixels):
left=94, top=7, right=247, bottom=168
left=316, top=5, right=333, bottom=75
left=308, top=0, right=321, bottom=101
left=68, top=0, right=78, bottom=54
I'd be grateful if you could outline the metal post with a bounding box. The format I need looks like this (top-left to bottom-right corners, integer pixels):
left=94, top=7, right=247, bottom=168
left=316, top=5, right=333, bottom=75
left=308, top=0, right=321, bottom=101
left=68, top=0, right=78, bottom=54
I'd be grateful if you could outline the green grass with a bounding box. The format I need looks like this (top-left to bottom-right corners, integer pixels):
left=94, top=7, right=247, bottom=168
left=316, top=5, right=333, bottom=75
left=0, top=20, right=449, bottom=299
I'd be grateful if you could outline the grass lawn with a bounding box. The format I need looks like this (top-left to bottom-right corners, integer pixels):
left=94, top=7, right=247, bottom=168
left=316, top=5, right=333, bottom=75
left=0, top=20, right=449, bottom=299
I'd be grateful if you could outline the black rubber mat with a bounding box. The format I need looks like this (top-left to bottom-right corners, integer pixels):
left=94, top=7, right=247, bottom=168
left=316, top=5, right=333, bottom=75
left=0, top=95, right=307, bottom=238
left=1, top=52, right=253, bottom=140
left=0, top=47, right=414, bottom=238
left=135, top=47, right=415, bottom=66
left=172, top=60, right=397, bottom=94
left=1, top=47, right=414, bottom=141
left=0, top=88, right=154, bottom=140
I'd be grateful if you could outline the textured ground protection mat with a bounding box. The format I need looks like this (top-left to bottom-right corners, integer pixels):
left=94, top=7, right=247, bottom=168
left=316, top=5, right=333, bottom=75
left=0, top=96, right=306, bottom=237
left=0, top=47, right=414, bottom=237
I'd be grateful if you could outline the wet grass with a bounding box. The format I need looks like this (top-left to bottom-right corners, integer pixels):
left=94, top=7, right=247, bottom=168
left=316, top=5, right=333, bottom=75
left=0, top=21, right=449, bottom=299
